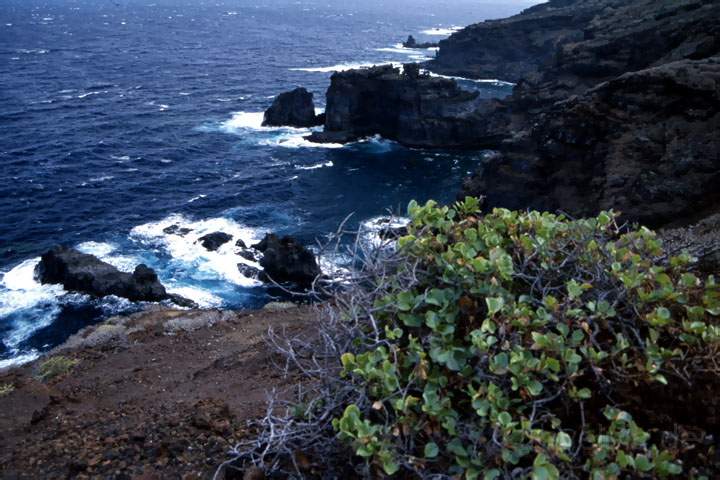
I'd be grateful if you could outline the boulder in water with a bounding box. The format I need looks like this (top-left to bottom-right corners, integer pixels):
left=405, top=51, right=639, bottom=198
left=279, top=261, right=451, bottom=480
left=252, top=234, right=321, bottom=288
left=198, top=232, right=233, bottom=251
left=262, top=87, right=324, bottom=128
left=35, top=246, right=197, bottom=307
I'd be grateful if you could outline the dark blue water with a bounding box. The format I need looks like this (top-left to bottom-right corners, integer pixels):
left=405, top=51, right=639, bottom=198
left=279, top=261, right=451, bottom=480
left=0, top=0, right=533, bottom=366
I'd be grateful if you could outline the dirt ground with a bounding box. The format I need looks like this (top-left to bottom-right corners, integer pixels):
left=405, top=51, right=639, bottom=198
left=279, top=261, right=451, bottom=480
left=0, top=304, right=316, bottom=479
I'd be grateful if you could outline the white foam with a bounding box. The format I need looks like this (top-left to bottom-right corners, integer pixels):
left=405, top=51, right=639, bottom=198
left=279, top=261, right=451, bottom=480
left=76, top=241, right=138, bottom=273
left=0, top=259, right=67, bottom=355
left=188, top=194, right=207, bottom=203
left=130, top=215, right=265, bottom=287
left=290, top=62, right=403, bottom=73
left=295, top=161, right=334, bottom=170
left=219, top=112, right=343, bottom=149
left=0, top=259, right=66, bottom=318
left=0, top=351, right=39, bottom=370
left=421, top=26, right=462, bottom=36
left=360, top=216, right=411, bottom=249
left=77, top=91, right=105, bottom=99
left=258, top=133, right=344, bottom=149
left=166, top=286, right=223, bottom=308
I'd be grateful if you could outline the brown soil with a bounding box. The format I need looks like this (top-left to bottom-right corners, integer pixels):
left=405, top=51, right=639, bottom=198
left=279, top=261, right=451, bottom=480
left=0, top=304, right=316, bottom=479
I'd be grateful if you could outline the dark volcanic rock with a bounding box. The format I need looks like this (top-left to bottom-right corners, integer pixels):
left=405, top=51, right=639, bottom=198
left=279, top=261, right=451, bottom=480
left=252, top=234, right=321, bottom=288
left=463, top=56, right=720, bottom=226
left=402, top=35, right=438, bottom=49
left=308, top=65, right=507, bottom=148
left=237, top=263, right=261, bottom=279
left=163, top=225, right=193, bottom=236
left=262, top=87, right=323, bottom=128
left=35, top=246, right=196, bottom=307
left=198, top=232, right=233, bottom=251
left=309, top=0, right=720, bottom=226
left=427, top=0, right=607, bottom=82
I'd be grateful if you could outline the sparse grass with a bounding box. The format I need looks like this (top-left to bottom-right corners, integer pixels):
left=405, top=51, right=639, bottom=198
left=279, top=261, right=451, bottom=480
left=37, top=356, right=79, bottom=381
left=0, top=383, right=14, bottom=397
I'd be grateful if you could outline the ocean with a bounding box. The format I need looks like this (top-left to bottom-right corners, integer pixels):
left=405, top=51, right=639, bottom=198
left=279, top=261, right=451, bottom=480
left=0, top=0, right=535, bottom=367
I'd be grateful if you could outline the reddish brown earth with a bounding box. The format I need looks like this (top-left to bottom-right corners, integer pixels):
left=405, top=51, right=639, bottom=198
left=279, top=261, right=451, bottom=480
left=0, top=304, right=315, bottom=479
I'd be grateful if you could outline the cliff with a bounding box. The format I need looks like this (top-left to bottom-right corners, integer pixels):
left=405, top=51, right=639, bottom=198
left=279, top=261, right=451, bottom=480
left=311, top=0, right=720, bottom=226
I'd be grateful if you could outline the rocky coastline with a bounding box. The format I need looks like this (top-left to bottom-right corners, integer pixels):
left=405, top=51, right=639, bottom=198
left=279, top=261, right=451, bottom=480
left=2, top=0, right=720, bottom=477
left=272, top=0, right=719, bottom=227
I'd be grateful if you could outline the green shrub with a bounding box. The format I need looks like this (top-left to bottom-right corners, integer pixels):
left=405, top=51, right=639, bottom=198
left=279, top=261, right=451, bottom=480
left=226, top=198, right=720, bottom=479
left=37, top=356, right=79, bottom=381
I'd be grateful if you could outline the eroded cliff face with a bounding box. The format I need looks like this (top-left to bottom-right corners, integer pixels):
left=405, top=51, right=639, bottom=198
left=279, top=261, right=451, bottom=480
left=308, top=65, right=510, bottom=149
left=427, top=0, right=611, bottom=82
left=463, top=57, right=720, bottom=226
left=308, top=0, right=719, bottom=226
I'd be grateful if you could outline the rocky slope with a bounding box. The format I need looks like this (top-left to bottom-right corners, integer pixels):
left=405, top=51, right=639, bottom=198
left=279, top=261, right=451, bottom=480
left=0, top=305, right=315, bottom=479
left=307, top=0, right=720, bottom=226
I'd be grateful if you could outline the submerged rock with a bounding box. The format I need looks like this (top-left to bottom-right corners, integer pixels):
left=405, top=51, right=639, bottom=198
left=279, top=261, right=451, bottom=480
left=197, top=232, right=233, bottom=251
left=162, top=225, right=193, bottom=236
left=35, top=246, right=197, bottom=307
left=252, top=234, right=321, bottom=288
left=262, top=87, right=324, bottom=128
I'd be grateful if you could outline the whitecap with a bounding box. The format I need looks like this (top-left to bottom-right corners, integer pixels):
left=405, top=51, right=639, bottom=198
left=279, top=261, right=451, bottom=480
left=188, top=194, right=207, bottom=203
left=111, top=154, right=131, bottom=161
left=129, top=215, right=265, bottom=287
left=295, top=161, right=334, bottom=170
left=83, top=175, right=115, bottom=185
left=77, top=91, right=104, bottom=99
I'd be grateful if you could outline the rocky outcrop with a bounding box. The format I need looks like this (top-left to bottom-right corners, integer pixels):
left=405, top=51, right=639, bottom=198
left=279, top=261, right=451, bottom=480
left=262, top=87, right=323, bottom=128
left=252, top=234, right=321, bottom=288
left=427, top=0, right=608, bottom=82
left=462, top=57, right=720, bottom=226
left=197, top=232, right=233, bottom=251
left=308, top=65, right=508, bottom=148
left=35, top=246, right=196, bottom=307
left=303, top=0, right=719, bottom=225
left=402, top=35, right=438, bottom=49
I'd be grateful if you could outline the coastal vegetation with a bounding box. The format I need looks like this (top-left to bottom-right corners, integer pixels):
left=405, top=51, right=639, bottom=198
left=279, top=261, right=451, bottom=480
left=226, top=197, right=720, bottom=479
left=37, top=356, right=79, bottom=382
